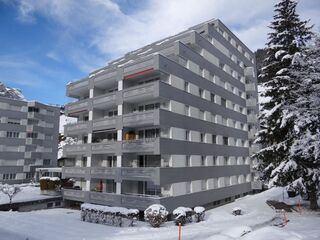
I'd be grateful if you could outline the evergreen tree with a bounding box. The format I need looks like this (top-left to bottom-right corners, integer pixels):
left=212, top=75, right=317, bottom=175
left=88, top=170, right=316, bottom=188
left=256, top=0, right=313, bottom=183
left=270, top=35, right=320, bottom=209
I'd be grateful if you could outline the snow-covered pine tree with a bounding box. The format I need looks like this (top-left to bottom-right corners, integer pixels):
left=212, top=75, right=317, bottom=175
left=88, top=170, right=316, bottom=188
left=256, top=0, right=313, bottom=182
left=270, top=34, right=320, bottom=210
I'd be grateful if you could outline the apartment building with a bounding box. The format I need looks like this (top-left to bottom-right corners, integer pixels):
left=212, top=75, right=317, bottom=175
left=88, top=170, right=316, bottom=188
left=0, top=97, right=60, bottom=184
left=62, top=19, right=259, bottom=212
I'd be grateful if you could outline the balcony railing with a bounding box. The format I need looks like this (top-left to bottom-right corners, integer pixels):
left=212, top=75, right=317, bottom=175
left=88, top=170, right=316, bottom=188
left=123, top=81, right=158, bottom=102
left=63, top=189, right=86, bottom=201
left=68, top=79, right=89, bottom=91
left=92, top=117, right=117, bottom=130
left=245, top=83, right=256, bottom=92
left=90, top=167, right=117, bottom=178
left=92, top=92, right=116, bottom=107
left=122, top=138, right=159, bottom=153
left=64, top=143, right=89, bottom=155
left=246, top=99, right=257, bottom=107
left=65, top=121, right=90, bottom=135
left=123, top=110, right=158, bottom=127
left=65, top=99, right=89, bottom=114
left=91, top=141, right=116, bottom=153
left=62, top=166, right=160, bottom=184
left=247, top=114, right=257, bottom=123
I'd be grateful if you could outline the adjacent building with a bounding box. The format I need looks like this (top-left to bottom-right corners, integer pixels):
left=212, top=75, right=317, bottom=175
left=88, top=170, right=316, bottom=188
left=0, top=97, right=60, bottom=184
left=62, top=19, right=259, bottom=212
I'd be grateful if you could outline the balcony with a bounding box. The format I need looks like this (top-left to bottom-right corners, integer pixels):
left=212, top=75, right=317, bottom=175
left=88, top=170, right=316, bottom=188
left=65, top=99, right=89, bottom=116
left=62, top=166, right=160, bottom=184
left=123, top=109, right=159, bottom=127
left=92, top=117, right=117, bottom=131
left=120, top=167, right=160, bottom=183
left=91, top=141, right=117, bottom=154
left=123, top=81, right=159, bottom=104
left=247, top=114, right=257, bottom=123
left=122, top=138, right=160, bottom=154
left=90, top=167, right=117, bottom=179
left=92, top=92, right=116, bottom=110
left=248, top=129, right=257, bottom=139
left=62, top=167, right=90, bottom=179
left=63, top=189, right=86, bottom=202
left=246, top=99, right=257, bottom=107
left=244, top=67, right=255, bottom=77
left=67, top=78, right=89, bottom=98
left=245, top=83, right=256, bottom=92
left=123, top=56, right=155, bottom=76
left=64, top=143, right=89, bottom=156
left=93, top=70, right=117, bottom=90
left=65, top=121, right=91, bottom=136
left=87, top=191, right=160, bottom=209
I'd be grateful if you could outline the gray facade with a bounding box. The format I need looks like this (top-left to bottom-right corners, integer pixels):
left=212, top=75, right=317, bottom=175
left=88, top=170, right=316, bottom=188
left=0, top=97, right=60, bottom=184
left=62, top=19, right=259, bottom=212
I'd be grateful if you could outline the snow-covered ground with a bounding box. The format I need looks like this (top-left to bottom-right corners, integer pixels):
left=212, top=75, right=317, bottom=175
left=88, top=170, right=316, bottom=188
left=0, top=187, right=319, bottom=240
left=0, top=185, right=53, bottom=205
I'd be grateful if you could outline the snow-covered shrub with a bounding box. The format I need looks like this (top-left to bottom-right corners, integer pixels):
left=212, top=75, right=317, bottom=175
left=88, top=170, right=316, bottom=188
left=193, top=206, right=205, bottom=222
left=173, top=207, right=193, bottom=225
left=144, top=204, right=168, bottom=228
left=232, top=207, right=242, bottom=216
left=80, top=203, right=139, bottom=227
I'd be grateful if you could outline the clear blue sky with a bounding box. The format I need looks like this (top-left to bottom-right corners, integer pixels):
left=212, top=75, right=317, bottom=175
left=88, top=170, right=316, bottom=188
left=0, top=0, right=319, bottom=105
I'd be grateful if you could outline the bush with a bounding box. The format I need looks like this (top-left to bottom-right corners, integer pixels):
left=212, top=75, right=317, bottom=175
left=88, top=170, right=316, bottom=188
left=232, top=207, right=242, bottom=216
left=144, top=204, right=168, bottom=228
left=173, top=207, right=193, bottom=226
left=81, top=203, right=139, bottom=227
left=194, top=206, right=205, bottom=222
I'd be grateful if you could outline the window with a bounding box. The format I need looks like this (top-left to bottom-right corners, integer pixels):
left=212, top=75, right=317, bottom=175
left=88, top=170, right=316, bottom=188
left=45, top=134, right=53, bottom=140
left=28, top=107, right=39, bottom=113
left=186, top=182, right=191, bottom=194
left=199, top=67, right=204, bottom=77
left=26, top=172, right=34, bottom=179
left=200, top=133, right=204, bottom=142
left=28, top=119, right=39, bottom=125
left=8, top=119, right=20, bottom=125
left=186, top=155, right=190, bottom=167
left=223, top=137, right=228, bottom=145
left=108, top=110, right=118, bottom=117
left=27, top=132, right=38, bottom=139
left=185, top=105, right=190, bottom=116
left=221, top=98, right=226, bottom=108
left=199, top=88, right=203, bottom=98
left=138, top=130, right=144, bottom=139
left=210, top=93, right=215, bottom=103
left=7, top=131, right=19, bottom=138
left=145, top=104, right=155, bottom=111
left=201, top=156, right=206, bottom=166
left=199, top=110, right=204, bottom=120
left=145, top=129, right=159, bottom=138
left=184, top=82, right=189, bottom=92
left=43, top=159, right=51, bottom=166
left=212, top=135, right=217, bottom=144
left=179, top=57, right=188, bottom=67
left=201, top=180, right=207, bottom=191
left=3, top=173, right=16, bottom=180
left=185, top=130, right=190, bottom=141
